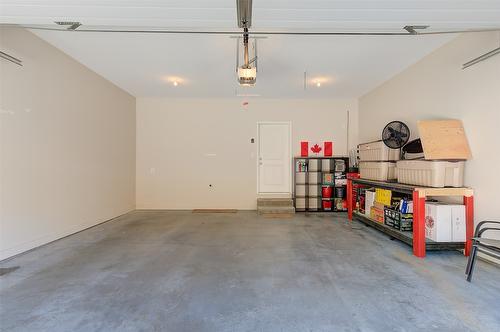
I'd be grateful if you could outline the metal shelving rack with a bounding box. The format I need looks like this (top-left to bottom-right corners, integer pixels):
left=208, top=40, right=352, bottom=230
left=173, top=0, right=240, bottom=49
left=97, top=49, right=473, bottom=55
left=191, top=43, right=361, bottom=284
left=347, top=178, right=474, bottom=258
left=294, top=156, right=350, bottom=212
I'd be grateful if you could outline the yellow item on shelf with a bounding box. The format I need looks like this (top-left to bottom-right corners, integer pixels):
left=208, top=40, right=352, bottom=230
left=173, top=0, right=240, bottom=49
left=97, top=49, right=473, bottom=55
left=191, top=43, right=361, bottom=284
left=375, top=188, right=392, bottom=206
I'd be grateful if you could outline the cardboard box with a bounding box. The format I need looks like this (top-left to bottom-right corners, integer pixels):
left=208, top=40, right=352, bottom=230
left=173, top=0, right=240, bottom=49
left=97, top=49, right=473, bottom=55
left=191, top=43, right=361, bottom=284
left=425, top=203, right=465, bottom=242
left=375, top=188, right=392, bottom=206
left=364, top=190, right=376, bottom=217
left=370, top=206, right=384, bottom=223
left=322, top=173, right=334, bottom=185
left=450, top=205, right=466, bottom=242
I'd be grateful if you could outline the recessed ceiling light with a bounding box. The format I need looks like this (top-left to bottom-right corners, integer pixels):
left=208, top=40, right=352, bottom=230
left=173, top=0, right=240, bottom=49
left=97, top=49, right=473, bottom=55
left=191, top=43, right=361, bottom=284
left=173, top=81, right=178, bottom=86
left=316, top=82, right=321, bottom=87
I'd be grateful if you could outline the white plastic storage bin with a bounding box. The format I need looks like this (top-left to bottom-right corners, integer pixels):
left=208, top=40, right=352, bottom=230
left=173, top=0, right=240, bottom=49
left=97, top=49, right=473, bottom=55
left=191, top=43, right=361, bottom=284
left=295, top=172, right=307, bottom=184
left=321, top=159, right=333, bottom=172
left=295, top=184, right=308, bottom=197
left=308, top=172, right=322, bottom=184
left=308, top=197, right=321, bottom=211
left=296, top=197, right=307, bottom=211
left=359, top=141, right=400, bottom=161
left=396, top=160, right=465, bottom=187
left=308, top=184, right=321, bottom=197
left=308, top=159, right=321, bottom=171
left=359, top=162, right=397, bottom=181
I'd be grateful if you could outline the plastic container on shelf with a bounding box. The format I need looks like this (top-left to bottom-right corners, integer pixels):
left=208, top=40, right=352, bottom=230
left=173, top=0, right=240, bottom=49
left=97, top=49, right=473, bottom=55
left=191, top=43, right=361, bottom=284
left=335, top=186, right=345, bottom=198
left=308, top=172, right=322, bottom=184
left=296, top=197, right=307, bottom=211
left=295, top=184, right=308, bottom=197
left=322, top=200, right=333, bottom=211
left=359, top=141, right=400, bottom=161
left=322, top=186, right=333, bottom=198
left=308, top=197, right=321, bottom=211
left=308, top=159, right=321, bottom=171
left=321, top=159, right=333, bottom=172
left=359, top=162, right=397, bottom=181
left=396, top=160, right=465, bottom=187
left=308, top=184, right=321, bottom=197
left=295, top=172, right=307, bottom=184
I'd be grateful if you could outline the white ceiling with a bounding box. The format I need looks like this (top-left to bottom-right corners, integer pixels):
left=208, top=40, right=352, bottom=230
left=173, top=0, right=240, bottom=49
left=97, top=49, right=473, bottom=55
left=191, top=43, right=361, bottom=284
left=2, top=0, right=499, bottom=98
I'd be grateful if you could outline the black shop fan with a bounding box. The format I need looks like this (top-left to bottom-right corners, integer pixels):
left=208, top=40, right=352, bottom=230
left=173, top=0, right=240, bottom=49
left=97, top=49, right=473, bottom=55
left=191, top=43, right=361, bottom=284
left=382, top=121, right=410, bottom=150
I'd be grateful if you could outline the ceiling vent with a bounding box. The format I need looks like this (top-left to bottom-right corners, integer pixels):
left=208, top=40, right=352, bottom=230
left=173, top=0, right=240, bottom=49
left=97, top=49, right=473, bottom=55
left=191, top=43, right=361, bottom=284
left=54, top=21, right=82, bottom=30
left=403, top=25, right=429, bottom=34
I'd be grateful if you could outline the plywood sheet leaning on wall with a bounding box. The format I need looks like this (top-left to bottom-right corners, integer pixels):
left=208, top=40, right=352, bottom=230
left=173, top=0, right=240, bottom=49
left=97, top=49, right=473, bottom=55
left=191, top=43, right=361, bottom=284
left=418, top=119, right=472, bottom=160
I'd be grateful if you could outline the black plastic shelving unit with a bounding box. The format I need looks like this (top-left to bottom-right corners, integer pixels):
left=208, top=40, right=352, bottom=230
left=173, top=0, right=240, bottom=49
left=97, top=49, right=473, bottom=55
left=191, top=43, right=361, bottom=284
left=294, top=156, right=349, bottom=212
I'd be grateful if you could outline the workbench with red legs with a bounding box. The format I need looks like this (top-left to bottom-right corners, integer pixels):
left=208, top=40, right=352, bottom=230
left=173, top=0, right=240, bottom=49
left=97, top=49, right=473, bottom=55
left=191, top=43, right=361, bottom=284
left=347, top=178, right=474, bottom=258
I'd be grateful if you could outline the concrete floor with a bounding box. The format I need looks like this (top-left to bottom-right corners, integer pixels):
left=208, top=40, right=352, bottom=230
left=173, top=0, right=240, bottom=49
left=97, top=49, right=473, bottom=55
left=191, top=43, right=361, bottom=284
left=1, top=211, right=499, bottom=332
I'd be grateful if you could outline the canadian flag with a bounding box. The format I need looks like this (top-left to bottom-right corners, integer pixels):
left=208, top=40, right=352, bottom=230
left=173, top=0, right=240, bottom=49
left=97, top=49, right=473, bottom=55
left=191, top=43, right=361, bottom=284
left=300, top=141, right=334, bottom=157
left=324, top=142, right=333, bottom=156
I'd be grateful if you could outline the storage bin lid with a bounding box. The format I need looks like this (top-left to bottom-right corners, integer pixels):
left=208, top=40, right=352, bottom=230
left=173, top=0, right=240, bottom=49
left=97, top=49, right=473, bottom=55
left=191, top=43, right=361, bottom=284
left=418, top=119, right=471, bottom=160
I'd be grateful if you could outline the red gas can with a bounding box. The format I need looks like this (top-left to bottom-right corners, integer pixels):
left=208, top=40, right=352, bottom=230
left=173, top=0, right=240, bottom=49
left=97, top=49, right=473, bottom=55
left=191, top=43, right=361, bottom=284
left=322, top=200, right=333, bottom=211
left=322, top=186, right=333, bottom=198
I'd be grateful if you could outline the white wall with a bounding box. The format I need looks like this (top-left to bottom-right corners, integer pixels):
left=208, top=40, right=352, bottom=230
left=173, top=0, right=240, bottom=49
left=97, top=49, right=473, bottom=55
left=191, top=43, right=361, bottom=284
left=0, top=28, right=136, bottom=260
left=359, top=32, right=500, bottom=253
left=136, top=98, right=358, bottom=209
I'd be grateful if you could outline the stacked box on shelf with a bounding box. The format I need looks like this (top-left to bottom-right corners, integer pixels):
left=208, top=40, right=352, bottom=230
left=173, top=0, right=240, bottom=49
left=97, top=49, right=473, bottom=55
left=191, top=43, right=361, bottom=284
left=425, top=203, right=466, bottom=242
left=294, top=158, right=308, bottom=212
left=321, top=159, right=333, bottom=172
left=384, top=208, right=413, bottom=231
left=396, top=160, right=465, bottom=187
left=308, top=161, right=322, bottom=211
left=395, top=119, right=470, bottom=188
left=334, top=165, right=347, bottom=211
left=358, top=141, right=399, bottom=181
left=308, top=159, right=321, bottom=172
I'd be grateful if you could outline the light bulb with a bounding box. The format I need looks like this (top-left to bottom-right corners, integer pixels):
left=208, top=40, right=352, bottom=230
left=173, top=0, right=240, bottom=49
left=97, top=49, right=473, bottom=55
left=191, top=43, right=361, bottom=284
left=173, top=81, right=178, bottom=86
left=316, top=82, right=321, bottom=87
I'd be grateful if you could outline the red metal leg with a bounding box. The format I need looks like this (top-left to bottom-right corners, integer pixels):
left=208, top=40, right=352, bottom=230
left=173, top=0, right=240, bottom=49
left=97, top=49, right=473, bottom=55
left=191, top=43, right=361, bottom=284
left=347, top=179, right=353, bottom=221
left=464, top=195, right=474, bottom=256
left=412, top=190, right=426, bottom=258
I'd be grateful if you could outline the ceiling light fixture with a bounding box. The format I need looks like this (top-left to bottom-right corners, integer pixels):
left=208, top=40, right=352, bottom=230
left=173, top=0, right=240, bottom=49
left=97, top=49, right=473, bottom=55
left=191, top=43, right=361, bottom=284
left=236, top=0, right=257, bottom=86
left=316, top=82, right=321, bottom=87
left=173, top=81, right=178, bottom=86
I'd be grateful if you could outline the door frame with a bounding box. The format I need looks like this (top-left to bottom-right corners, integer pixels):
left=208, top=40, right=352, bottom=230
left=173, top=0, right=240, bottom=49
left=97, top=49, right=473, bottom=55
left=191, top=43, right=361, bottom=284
left=256, top=121, right=292, bottom=195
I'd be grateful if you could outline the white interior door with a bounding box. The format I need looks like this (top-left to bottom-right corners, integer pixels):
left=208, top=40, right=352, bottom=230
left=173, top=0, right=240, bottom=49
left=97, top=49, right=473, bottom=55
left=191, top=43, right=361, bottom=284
left=258, top=122, right=291, bottom=194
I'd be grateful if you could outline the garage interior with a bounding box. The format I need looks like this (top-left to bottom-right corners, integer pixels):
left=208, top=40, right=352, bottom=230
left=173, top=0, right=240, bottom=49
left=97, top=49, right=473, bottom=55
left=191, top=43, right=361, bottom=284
left=1, top=1, right=500, bottom=331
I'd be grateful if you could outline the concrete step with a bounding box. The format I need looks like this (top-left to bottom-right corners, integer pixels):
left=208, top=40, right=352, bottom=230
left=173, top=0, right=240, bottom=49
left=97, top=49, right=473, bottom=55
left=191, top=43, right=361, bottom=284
left=257, top=198, right=294, bottom=208
left=257, top=206, right=296, bottom=215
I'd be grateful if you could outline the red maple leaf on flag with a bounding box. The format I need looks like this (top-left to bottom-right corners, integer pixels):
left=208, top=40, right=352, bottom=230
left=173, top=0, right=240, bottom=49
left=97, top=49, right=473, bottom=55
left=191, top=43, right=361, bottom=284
left=311, top=144, right=322, bottom=154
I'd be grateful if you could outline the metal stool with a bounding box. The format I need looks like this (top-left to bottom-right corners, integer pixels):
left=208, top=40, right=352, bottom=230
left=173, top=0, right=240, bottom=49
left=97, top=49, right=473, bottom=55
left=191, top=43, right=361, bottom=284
left=465, top=220, right=500, bottom=282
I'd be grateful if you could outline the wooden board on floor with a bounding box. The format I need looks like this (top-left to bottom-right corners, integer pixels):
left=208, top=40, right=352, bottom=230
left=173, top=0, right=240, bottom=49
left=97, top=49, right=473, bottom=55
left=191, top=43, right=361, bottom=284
left=262, top=213, right=294, bottom=219
left=192, top=209, right=238, bottom=213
